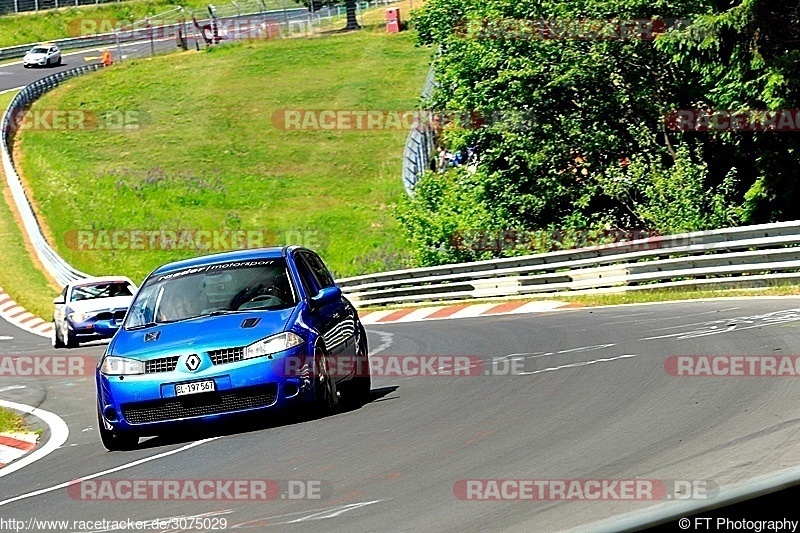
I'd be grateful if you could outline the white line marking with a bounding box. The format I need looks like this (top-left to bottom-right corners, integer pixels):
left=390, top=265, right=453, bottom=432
left=0, top=86, right=23, bottom=95
left=516, top=354, right=637, bottom=376
left=0, top=436, right=218, bottom=505
left=0, top=399, right=68, bottom=480
left=282, top=500, right=383, bottom=524
left=556, top=343, right=615, bottom=354
left=0, top=385, right=25, bottom=393
left=231, top=500, right=383, bottom=528
left=0, top=335, right=12, bottom=340
left=367, top=330, right=393, bottom=356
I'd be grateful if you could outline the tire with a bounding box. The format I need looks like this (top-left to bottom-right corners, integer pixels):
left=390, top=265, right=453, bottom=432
left=313, top=345, right=338, bottom=414
left=56, top=56, right=61, bottom=66
left=340, top=324, right=371, bottom=406
left=52, top=321, right=64, bottom=349
left=65, top=328, right=78, bottom=349
left=97, top=408, right=138, bottom=451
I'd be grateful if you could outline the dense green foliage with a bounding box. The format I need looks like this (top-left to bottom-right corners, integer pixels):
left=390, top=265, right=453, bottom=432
left=401, top=0, right=800, bottom=265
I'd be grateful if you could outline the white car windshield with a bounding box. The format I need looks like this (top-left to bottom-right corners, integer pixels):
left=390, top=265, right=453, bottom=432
left=29, top=47, right=48, bottom=54
left=70, top=282, right=133, bottom=302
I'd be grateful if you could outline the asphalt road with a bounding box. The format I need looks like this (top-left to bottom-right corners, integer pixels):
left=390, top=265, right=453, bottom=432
left=2, top=299, right=800, bottom=531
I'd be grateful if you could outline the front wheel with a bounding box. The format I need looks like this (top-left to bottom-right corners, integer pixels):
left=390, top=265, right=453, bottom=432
left=98, top=408, right=138, bottom=451
left=340, top=324, right=371, bottom=406
left=52, top=321, right=64, bottom=349
left=313, top=346, right=338, bottom=415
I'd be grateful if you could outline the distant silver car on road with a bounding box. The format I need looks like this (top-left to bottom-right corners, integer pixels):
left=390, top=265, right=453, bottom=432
left=53, top=276, right=137, bottom=348
left=23, top=43, right=62, bottom=68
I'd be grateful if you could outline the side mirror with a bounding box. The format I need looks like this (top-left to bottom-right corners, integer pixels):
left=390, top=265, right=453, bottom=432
left=53, top=295, right=65, bottom=305
left=94, top=319, right=119, bottom=336
left=309, top=286, right=342, bottom=313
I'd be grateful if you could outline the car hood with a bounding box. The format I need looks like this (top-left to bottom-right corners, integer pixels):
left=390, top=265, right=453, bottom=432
left=67, top=296, right=133, bottom=314
left=25, top=52, right=47, bottom=59
left=110, top=308, right=297, bottom=358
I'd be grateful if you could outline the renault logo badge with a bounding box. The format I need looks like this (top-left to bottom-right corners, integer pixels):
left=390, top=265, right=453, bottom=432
left=185, top=354, right=201, bottom=371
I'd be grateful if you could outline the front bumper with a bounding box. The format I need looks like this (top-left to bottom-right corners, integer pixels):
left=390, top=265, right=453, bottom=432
left=96, top=346, right=313, bottom=435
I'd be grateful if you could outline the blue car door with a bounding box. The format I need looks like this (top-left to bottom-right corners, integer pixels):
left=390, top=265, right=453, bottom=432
left=296, top=250, right=356, bottom=358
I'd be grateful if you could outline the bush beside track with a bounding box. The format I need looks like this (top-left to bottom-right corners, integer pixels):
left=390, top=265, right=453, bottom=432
left=16, top=29, right=430, bottom=282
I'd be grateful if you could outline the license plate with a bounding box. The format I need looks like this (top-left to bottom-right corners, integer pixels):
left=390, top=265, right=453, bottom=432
left=175, top=380, right=216, bottom=396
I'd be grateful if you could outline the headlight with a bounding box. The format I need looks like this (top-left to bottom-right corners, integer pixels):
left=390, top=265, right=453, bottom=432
left=68, top=312, right=91, bottom=323
left=244, top=332, right=303, bottom=360
left=100, top=356, right=145, bottom=375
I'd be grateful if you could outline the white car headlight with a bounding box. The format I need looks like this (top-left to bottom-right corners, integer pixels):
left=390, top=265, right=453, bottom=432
left=100, top=356, right=145, bottom=375
left=69, top=311, right=91, bottom=323
left=244, top=332, right=304, bottom=360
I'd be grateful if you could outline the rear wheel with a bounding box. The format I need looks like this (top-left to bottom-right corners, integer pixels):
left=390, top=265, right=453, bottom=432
left=55, top=56, right=62, bottom=66
left=97, top=408, right=138, bottom=451
left=313, top=346, right=338, bottom=414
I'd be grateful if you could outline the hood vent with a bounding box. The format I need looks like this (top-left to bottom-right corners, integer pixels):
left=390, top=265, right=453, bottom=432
left=144, top=331, right=161, bottom=342
left=241, top=318, right=261, bottom=329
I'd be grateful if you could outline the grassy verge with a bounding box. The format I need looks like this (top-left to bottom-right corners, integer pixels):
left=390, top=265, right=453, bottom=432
left=18, top=28, right=432, bottom=282
left=0, top=90, right=60, bottom=319
left=0, top=407, right=27, bottom=433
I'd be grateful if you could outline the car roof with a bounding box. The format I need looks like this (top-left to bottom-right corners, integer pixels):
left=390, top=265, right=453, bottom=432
left=149, top=246, right=290, bottom=278
left=70, top=276, right=135, bottom=287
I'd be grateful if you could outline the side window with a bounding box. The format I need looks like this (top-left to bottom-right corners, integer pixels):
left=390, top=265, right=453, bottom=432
left=294, top=254, right=319, bottom=297
left=302, top=252, right=335, bottom=289
left=60, top=286, right=68, bottom=302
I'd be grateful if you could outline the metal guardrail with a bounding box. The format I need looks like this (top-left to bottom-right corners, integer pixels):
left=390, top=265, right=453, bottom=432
left=402, top=66, right=436, bottom=194
left=337, top=221, right=800, bottom=305
left=1, top=65, right=99, bottom=286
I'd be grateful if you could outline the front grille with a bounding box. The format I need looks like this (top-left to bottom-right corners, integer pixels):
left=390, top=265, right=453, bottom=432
left=122, top=384, right=278, bottom=424
left=95, top=309, right=127, bottom=321
left=209, top=347, right=245, bottom=366
left=145, top=356, right=180, bottom=374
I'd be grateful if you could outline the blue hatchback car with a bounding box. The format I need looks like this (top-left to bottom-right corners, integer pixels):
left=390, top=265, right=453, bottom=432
left=95, top=247, right=370, bottom=450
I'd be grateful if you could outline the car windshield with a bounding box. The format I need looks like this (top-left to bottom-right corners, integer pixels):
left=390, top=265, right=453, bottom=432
left=124, top=258, right=296, bottom=329
left=70, top=281, right=133, bottom=302
left=29, top=47, right=48, bottom=54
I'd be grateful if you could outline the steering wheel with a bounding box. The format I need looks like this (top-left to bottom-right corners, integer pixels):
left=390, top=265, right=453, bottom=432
left=237, top=294, right=282, bottom=310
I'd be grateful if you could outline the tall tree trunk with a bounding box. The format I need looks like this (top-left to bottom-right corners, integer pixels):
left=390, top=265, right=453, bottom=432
left=345, top=0, right=361, bottom=30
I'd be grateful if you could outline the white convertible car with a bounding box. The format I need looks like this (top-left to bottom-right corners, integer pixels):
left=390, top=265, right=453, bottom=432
left=52, top=276, right=137, bottom=348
